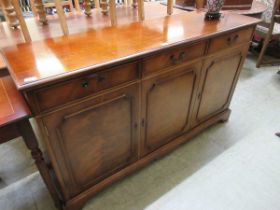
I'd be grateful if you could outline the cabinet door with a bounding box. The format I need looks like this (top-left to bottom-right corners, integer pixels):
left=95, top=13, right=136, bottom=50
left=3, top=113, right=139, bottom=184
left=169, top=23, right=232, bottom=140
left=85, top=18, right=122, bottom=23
left=39, top=83, right=140, bottom=198
left=194, top=50, right=245, bottom=123
left=141, top=64, right=201, bottom=155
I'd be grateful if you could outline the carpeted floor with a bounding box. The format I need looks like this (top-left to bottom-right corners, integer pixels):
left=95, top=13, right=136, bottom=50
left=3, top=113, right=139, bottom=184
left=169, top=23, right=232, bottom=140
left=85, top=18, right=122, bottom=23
left=0, top=55, right=279, bottom=210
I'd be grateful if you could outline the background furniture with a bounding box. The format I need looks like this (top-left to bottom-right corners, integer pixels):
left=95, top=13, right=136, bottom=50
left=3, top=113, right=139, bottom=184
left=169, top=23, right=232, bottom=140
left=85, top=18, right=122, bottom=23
left=166, top=0, right=267, bottom=17
left=1, top=12, right=259, bottom=210
left=0, top=0, right=31, bottom=41
left=255, top=0, right=280, bottom=67
left=0, top=68, right=60, bottom=210
left=0, top=0, right=19, bottom=27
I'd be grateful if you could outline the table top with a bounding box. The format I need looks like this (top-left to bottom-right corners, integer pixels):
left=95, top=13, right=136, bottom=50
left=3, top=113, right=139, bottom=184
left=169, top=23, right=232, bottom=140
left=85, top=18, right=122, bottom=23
left=0, top=3, right=185, bottom=72
left=1, top=11, right=260, bottom=90
left=0, top=72, right=30, bottom=127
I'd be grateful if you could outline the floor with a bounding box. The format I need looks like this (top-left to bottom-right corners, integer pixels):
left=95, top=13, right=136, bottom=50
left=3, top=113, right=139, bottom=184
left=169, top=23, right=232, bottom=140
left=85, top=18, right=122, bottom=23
left=0, top=53, right=279, bottom=209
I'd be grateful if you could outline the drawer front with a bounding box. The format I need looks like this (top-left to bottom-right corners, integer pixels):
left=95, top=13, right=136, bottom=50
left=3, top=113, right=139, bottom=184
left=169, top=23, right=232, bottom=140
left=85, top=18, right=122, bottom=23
left=32, top=62, right=139, bottom=112
left=208, top=27, right=253, bottom=54
left=142, top=42, right=206, bottom=76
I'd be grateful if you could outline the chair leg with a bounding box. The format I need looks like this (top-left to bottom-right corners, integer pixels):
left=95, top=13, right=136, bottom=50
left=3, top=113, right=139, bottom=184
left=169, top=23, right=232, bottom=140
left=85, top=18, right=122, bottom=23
left=54, top=0, right=69, bottom=35
left=18, top=119, right=62, bottom=210
left=256, top=35, right=271, bottom=68
left=73, top=0, right=81, bottom=12
left=10, top=0, right=31, bottom=42
left=68, top=0, right=74, bottom=12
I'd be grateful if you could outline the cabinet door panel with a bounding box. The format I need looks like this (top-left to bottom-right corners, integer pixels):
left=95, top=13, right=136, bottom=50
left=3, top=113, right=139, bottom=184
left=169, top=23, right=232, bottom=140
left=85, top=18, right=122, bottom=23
left=196, top=52, right=244, bottom=121
left=141, top=65, right=199, bottom=155
left=40, top=84, right=139, bottom=198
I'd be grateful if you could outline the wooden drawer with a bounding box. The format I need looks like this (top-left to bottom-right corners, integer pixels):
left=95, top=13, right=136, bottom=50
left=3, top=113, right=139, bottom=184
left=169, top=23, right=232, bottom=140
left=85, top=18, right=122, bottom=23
left=208, top=27, right=253, bottom=54
left=142, top=42, right=206, bottom=76
left=30, top=62, right=139, bottom=112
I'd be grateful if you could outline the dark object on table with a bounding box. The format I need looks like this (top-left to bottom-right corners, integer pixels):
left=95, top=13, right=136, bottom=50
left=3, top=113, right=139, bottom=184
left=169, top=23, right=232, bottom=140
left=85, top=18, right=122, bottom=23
left=276, top=132, right=280, bottom=137
left=205, top=12, right=221, bottom=20
left=205, top=0, right=224, bottom=20
left=169, top=0, right=267, bottom=18
left=175, top=0, right=254, bottom=10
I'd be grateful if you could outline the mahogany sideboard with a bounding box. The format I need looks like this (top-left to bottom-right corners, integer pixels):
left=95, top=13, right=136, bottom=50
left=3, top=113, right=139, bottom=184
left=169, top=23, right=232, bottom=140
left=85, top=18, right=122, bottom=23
left=1, top=12, right=260, bottom=210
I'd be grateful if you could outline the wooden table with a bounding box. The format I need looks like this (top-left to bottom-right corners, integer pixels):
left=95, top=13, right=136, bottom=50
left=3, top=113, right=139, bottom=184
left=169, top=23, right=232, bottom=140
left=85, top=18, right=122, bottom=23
left=0, top=3, right=185, bottom=70
left=1, top=11, right=260, bottom=210
left=161, top=0, right=267, bottom=18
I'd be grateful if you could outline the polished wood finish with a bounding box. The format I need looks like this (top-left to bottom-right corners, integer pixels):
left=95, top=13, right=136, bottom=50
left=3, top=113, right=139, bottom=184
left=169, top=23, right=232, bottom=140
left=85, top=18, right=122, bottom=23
left=207, top=27, right=253, bottom=54
left=0, top=3, right=184, bottom=49
left=39, top=82, right=140, bottom=198
left=0, top=72, right=30, bottom=126
left=28, top=62, right=139, bottom=113
left=193, top=47, right=248, bottom=124
left=141, top=63, right=201, bottom=155
left=0, top=0, right=19, bottom=27
left=142, top=41, right=206, bottom=76
left=1, top=12, right=259, bottom=90
left=0, top=56, right=5, bottom=71
left=2, top=12, right=259, bottom=210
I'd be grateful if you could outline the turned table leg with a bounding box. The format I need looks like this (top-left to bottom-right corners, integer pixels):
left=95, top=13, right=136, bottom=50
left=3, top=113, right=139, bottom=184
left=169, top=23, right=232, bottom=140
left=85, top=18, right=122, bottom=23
left=34, top=0, right=47, bottom=24
left=84, top=0, right=92, bottom=16
left=54, top=0, right=69, bottom=35
left=74, top=0, right=81, bottom=12
left=167, top=0, right=173, bottom=15
left=0, top=0, right=19, bottom=27
left=94, top=0, right=100, bottom=9
left=10, top=0, right=31, bottom=42
left=132, top=0, right=137, bottom=8
left=109, top=0, right=117, bottom=26
left=137, top=0, right=144, bottom=20
left=100, top=0, right=108, bottom=15
left=18, top=120, right=62, bottom=210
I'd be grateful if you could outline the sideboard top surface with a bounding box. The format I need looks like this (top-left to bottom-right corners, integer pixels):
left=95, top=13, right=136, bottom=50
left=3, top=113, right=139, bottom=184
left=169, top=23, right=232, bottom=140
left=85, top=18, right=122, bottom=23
left=1, top=11, right=259, bottom=90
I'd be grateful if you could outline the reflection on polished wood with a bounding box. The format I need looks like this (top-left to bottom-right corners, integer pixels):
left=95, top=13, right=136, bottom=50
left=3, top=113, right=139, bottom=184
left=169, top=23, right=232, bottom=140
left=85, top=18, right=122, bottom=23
left=2, top=11, right=259, bottom=89
left=0, top=3, right=184, bottom=71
